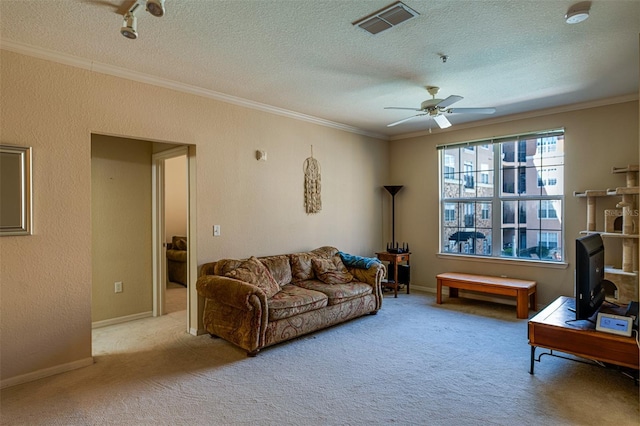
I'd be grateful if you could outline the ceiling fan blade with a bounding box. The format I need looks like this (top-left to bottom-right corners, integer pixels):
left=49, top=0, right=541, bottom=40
left=384, top=107, right=422, bottom=111
left=387, top=114, right=424, bottom=127
left=435, top=95, right=463, bottom=109
left=446, top=107, right=496, bottom=114
left=433, top=114, right=452, bottom=129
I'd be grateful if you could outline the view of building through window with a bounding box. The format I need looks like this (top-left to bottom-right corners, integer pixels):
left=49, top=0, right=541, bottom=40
left=440, top=130, right=564, bottom=261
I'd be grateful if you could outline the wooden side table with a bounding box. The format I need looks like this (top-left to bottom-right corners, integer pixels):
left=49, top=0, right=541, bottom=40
left=375, top=252, right=410, bottom=298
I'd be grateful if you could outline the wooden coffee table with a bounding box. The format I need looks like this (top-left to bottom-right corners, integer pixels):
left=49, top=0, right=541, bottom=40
left=528, top=296, right=639, bottom=374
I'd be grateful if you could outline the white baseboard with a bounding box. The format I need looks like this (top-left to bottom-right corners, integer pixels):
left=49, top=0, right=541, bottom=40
left=1, top=357, right=94, bottom=389
left=190, top=327, right=207, bottom=336
left=92, top=311, right=153, bottom=329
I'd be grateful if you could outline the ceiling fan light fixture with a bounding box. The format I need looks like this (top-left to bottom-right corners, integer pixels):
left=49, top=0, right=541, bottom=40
left=433, top=114, right=452, bottom=129
left=565, top=2, right=590, bottom=24
left=146, top=0, right=165, bottom=17
left=120, top=12, right=138, bottom=39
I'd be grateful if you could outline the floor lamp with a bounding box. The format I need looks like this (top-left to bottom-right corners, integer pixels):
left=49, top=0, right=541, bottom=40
left=384, top=185, right=408, bottom=253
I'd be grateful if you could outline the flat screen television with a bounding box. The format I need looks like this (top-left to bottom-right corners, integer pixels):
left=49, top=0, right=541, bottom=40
left=575, top=233, right=607, bottom=320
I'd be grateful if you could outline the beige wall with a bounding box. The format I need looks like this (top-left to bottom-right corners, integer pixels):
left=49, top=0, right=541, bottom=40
left=1, top=45, right=637, bottom=386
left=165, top=155, right=187, bottom=243
left=91, top=135, right=153, bottom=322
left=388, top=101, right=639, bottom=306
left=0, top=50, right=388, bottom=383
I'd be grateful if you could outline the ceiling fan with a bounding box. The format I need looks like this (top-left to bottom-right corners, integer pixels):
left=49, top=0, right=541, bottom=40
left=385, top=86, right=496, bottom=129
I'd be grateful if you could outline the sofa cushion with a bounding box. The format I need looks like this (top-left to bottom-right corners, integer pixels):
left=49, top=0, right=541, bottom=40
left=268, top=284, right=328, bottom=321
left=258, top=255, right=292, bottom=287
left=224, top=256, right=280, bottom=299
left=311, top=256, right=353, bottom=284
left=295, top=279, right=373, bottom=305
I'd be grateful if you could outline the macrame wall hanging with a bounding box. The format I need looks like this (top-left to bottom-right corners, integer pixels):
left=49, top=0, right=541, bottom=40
left=303, top=145, right=322, bottom=214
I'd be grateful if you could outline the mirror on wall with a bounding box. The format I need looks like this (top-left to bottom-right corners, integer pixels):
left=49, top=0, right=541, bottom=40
left=0, top=144, right=32, bottom=236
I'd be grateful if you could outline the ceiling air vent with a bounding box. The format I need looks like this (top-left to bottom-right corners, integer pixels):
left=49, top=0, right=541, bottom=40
left=353, top=1, right=420, bottom=35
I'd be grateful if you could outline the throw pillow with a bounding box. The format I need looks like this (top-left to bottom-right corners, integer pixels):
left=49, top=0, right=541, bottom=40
left=311, top=256, right=354, bottom=285
left=173, top=236, right=187, bottom=250
left=224, top=256, right=280, bottom=299
left=290, top=252, right=316, bottom=282
left=214, top=258, right=244, bottom=276
left=258, top=255, right=292, bottom=287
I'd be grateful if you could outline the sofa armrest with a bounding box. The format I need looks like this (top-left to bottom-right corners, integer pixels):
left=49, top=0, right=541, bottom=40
left=199, top=261, right=217, bottom=277
left=349, top=262, right=385, bottom=310
left=348, top=262, right=385, bottom=287
left=196, top=275, right=268, bottom=311
left=197, top=274, right=269, bottom=353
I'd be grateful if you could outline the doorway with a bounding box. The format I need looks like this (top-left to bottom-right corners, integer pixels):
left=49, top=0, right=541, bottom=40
left=163, top=154, right=188, bottom=314
left=91, top=135, right=198, bottom=334
left=152, top=144, right=198, bottom=334
left=152, top=146, right=187, bottom=317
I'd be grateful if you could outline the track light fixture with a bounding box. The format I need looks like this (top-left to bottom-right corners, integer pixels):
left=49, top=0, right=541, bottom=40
left=120, top=0, right=166, bottom=39
left=120, top=12, right=138, bottom=39
left=146, top=0, right=165, bottom=17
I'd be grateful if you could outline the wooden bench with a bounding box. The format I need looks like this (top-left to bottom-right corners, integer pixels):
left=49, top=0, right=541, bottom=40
left=436, top=272, right=537, bottom=319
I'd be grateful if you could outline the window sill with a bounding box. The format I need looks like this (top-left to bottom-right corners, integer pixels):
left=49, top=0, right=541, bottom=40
left=437, top=253, right=569, bottom=269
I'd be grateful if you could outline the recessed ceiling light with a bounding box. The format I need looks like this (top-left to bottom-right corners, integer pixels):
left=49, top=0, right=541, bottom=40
left=565, top=2, right=591, bottom=24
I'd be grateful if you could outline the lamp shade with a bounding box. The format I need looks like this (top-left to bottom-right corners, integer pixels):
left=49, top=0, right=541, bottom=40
left=384, top=185, right=404, bottom=196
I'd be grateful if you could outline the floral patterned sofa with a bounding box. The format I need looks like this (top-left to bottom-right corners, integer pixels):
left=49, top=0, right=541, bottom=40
left=196, top=246, right=385, bottom=356
left=166, top=236, right=187, bottom=286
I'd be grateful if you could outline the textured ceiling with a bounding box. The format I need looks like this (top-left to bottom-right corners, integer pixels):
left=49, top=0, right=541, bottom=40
left=1, top=0, right=639, bottom=139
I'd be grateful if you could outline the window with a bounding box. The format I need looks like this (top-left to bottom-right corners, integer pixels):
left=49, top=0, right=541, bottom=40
left=539, top=200, right=558, bottom=219
left=464, top=163, right=474, bottom=189
left=444, top=154, right=455, bottom=179
left=537, top=138, right=557, bottom=154
left=481, top=203, right=490, bottom=220
left=439, top=130, right=564, bottom=262
left=444, top=203, right=456, bottom=221
left=538, top=168, right=558, bottom=187
left=480, top=164, right=490, bottom=184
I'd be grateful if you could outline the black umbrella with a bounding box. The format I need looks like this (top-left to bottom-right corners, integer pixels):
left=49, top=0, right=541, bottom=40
left=449, top=231, right=486, bottom=241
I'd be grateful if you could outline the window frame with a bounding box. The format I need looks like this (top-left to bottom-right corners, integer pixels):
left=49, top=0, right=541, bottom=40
left=438, top=129, right=565, bottom=264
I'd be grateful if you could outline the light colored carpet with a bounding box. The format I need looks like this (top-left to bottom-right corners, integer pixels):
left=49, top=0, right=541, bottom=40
left=166, top=281, right=187, bottom=314
left=1, top=292, right=638, bottom=425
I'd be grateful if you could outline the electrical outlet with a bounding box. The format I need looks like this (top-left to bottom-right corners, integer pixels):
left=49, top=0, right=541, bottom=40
left=115, top=281, right=123, bottom=293
left=213, top=225, right=221, bottom=236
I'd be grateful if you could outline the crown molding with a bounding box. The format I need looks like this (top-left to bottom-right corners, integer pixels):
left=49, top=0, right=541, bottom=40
left=390, top=93, right=639, bottom=141
left=1, top=40, right=388, bottom=141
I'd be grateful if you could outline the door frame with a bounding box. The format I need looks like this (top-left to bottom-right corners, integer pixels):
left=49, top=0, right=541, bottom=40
left=152, top=145, right=198, bottom=334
